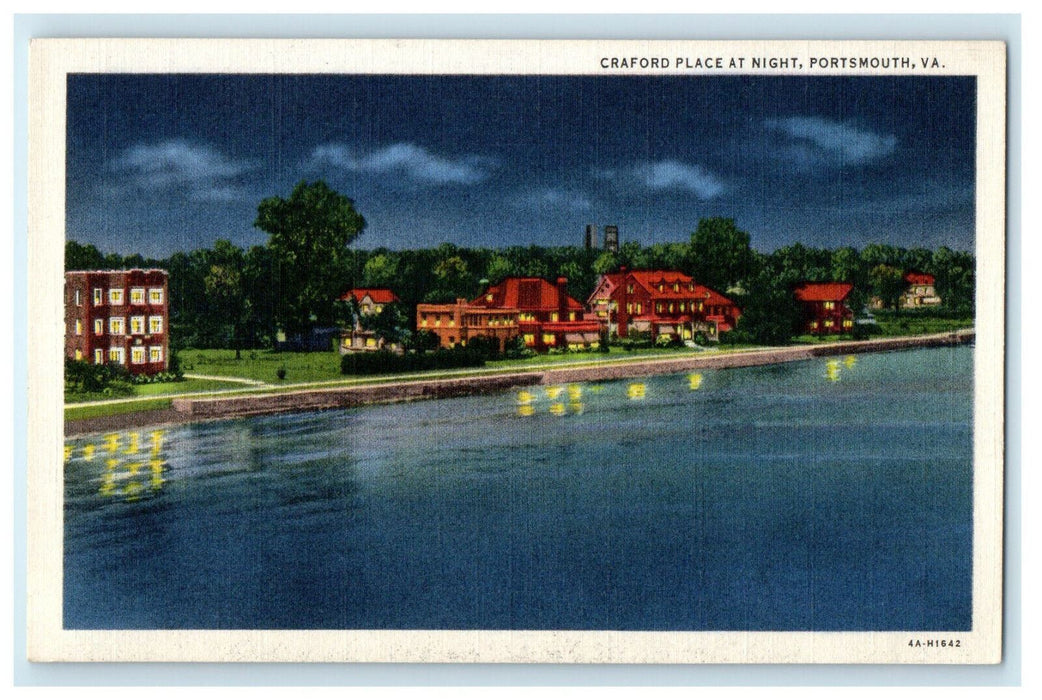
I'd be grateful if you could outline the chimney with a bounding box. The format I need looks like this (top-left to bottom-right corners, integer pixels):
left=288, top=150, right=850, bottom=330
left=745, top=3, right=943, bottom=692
left=556, top=276, right=569, bottom=318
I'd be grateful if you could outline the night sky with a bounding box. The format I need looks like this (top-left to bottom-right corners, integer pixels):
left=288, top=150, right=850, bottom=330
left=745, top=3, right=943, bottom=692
left=66, top=74, right=976, bottom=258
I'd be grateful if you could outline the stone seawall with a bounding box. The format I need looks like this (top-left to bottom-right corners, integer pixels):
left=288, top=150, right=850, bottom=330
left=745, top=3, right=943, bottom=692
left=67, top=330, right=973, bottom=434
left=170, top=372, right=544, bottom=419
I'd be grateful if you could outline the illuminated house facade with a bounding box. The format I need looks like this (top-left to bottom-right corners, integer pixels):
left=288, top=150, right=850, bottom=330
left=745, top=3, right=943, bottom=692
left=64, top=269, right=170, bottom=374
left=417, top=277, right=601, bottom=352
left=587, top=269, right=741, bottom=342
left=337, top=287, right=402, bottom=353
left=794, top=282, right=855, bottom=335
left=901, top=272, right=942, bottom=308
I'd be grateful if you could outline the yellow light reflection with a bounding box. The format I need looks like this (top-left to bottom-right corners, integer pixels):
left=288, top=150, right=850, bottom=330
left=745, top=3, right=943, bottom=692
left=825, top=359, right=842, bottom=382
left=627, top=382, right=646, bottom=400
left=517, top=390, right=535, bottom=405
left=569, top=402, right=584, bottom=415
left=844, top=354, right=857, bottom=369
left=688, top=373, right=703, bottom=390
left=567, top=384, right=582, bottom=401
left=545, top=386, right=563, bottom=400
left=548, top=402, right=566, bottom=416
left=82, top=430, right=170, bottom=502
left=517, top=404, right=535, bottom=417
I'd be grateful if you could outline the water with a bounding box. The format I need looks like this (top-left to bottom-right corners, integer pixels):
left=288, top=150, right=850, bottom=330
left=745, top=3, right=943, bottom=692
left=63, top=346, right=973, bottom=631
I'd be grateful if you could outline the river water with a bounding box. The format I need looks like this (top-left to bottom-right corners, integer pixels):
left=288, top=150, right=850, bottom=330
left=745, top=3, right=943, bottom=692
left=63, top=346, right=973, bottom=630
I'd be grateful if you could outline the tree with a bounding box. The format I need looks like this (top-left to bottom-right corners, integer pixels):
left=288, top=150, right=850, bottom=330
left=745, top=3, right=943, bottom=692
left=203, top=240, right=249, bottom=359
left=362, top=252, right=400, bottom=288
left=254, top=180, right=366, bottom=337
left=870, top=264, right=907, bottom=312
left=688, top=218, right=754, bottom=291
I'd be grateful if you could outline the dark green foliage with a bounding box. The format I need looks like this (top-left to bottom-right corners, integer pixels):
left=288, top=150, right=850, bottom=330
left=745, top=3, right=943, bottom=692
left=254, top=180, right=366, bottom=336
left=502, top=335, right=535, bottom=360
left=341, top=347, right=485, bottom=376
left=688, top=218, right=755, bottom=292
left=64, top=359, right=134, bottom=396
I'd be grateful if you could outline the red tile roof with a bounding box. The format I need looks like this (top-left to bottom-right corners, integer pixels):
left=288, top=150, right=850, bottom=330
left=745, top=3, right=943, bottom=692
left=341, top=288, right=400, bottom=304
left=473, top=277, right=583, bottom=311
left=793, top=282, right=854, bottom=302
left=904, top=272, right=935, bottom=285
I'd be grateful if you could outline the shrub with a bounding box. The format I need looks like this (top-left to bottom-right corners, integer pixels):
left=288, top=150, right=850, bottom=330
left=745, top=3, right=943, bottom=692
left=341, top=346, right=486, bottom=376
left=276, top=366, right=287, bottom=380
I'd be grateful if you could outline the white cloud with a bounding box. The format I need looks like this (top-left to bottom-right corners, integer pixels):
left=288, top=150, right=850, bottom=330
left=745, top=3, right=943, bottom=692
left=107, top=140, right=255, bottom=202
left=515, top=187, right=593, bottom=212
left=311, top=142, right=492, bottom=185
left=764, top=117, right=898, bottom=165
left=632, top=160, right=726, bottom=199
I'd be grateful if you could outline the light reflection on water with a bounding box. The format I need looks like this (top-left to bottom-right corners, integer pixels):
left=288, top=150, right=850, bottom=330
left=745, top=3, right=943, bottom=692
left=64, top=347, right=973, bottom=631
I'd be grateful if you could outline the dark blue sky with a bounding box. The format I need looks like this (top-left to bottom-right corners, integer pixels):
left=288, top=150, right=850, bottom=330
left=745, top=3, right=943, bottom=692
left=66, top=74, right=976, bottom=258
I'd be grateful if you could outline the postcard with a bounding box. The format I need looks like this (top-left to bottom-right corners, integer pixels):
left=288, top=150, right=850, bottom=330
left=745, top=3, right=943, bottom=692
left=27, top=38, right=1005, bottom=663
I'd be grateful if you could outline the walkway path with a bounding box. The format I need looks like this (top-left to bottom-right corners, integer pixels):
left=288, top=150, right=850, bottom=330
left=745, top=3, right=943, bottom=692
left=182, top=373, right=271, bottom=387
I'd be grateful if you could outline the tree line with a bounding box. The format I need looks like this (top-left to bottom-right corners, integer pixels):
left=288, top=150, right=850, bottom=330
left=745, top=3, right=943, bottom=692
left=65, top=181, right=975, bottom=351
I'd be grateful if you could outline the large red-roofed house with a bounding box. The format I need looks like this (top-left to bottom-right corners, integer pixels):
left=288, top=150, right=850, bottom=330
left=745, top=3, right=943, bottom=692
left=417, top=277, right=601, bottom=352
left=794, top=282, right=855, bottom=335
left=586, top=269, right=741, bottom=342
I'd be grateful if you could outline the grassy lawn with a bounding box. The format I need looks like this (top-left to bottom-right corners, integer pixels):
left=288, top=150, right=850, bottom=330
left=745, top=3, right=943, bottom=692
left=65, top=397, right=174, bottom=421
left=178, top=348, right=343, bottom=384
left=871, top=311, right=974, bottom=337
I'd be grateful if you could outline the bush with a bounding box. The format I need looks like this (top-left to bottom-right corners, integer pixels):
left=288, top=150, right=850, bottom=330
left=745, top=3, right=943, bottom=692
left=276, top=366, right=287, bottom=380
left=341, top=346, right=486, bottom=376
left=693, top=331, right=709, bottom=346
left=65, top=359, right=135, bottom=396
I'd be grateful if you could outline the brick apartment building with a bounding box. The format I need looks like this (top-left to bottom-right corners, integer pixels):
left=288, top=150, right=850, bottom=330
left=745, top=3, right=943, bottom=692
left=65, top=269, right=170, bottom=374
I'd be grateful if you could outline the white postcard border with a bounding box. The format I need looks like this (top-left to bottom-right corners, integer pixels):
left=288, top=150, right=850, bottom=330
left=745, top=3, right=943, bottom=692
left=26, top=38, right=1007, bottom=664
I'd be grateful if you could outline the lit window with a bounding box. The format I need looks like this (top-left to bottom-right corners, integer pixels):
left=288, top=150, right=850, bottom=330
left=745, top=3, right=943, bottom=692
left=824, top=301, right=835, bottom=310
left=108, top=347, right=125, bottom=364
left=131, top=347, right=146, bottom=364
left=74, top=319, right=83, bottom=335
left=366, top=338, right=377, bottom=347
left=810, top=321, right=819, bottom=329
left=626, top=303, right=633, bottom=314
left=375, top=305, right=383, bottom=313
left=73, top=289, right=81, bottom=306
left=148, top=316, right=163, bottom=334
left=74, top=349, right=82, bottom=360
left=635, top=303, right=642, bottom=314
left=569, top=312, right=576, bottom=321
left=94, top=349, right=104, bottom=364
left=109, top=317, right=125, bottom=335
left=149, top=346, right=163, bottom=363
left=626, top=284, right=634, bottom=293
left=843, top=319, right=854, bottom=328
left=130, top=288, right=146, bottom=304
left=523, top=333, right=535, bottom=346
left=93, top=288, right=103, bottom=305
left=550, top=312, right=559, bottom=322
left=824, top=320, right=834, bottom=328
left=542, top=333, right=556, bottom=346
left=109, top=289, right=124, bottom=305
left=668, top=303, right=675, bottom=313
left=130, top=316, right=145, bottom=334
left=673, top=283, right=679, bottom=292
left=149, top=288, right=164, bottom=304
left=656, top=303, right=663, bottom=313
left=420, top=318, right=428, bottom=327
left=94, top=319, right=103, bottom=335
